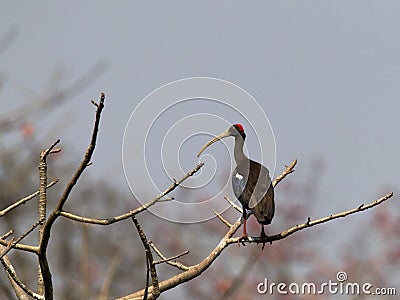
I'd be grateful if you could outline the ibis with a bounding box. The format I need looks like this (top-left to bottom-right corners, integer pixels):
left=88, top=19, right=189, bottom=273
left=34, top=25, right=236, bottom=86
left=197, top=124, right=274, bottom=247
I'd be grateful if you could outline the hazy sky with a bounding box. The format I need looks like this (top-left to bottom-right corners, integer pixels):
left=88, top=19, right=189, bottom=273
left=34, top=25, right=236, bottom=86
left=1, top=0, right=399, bottom=241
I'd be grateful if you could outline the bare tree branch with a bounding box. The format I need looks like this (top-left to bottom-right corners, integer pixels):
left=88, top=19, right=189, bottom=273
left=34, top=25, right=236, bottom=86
left=153, top=250, right=189, bottom=266
left=0, top=246, right=44, bottom=300
left=212, top=209, right=232, bottom=228
left=223, top=196, right=242, bottom=213
left=0, top=179, right=59, bottom=217
left=37, top=93, right=105, bottom=300
left=227, top=192, right=394, bottom=246
left=0, top=220, right=42, bottom=259
left=0, top=238, right=38, bottom=253
left=1, top=231, right=13, bottom=240
left=58, top=162, right=204, bottom=225
left=149, top=242, right=189, bottom=272
left=132, top=216, right=159, bottom=299
left=120, top=219, right=242, bottom=300
left=37, top=139, right=60, bottom=295
left=272, top=159, right=297, bottom=186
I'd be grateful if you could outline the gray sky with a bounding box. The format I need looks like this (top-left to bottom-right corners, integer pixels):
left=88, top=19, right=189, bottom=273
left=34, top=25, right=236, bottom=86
left=1, top=0, right=399, bottom=262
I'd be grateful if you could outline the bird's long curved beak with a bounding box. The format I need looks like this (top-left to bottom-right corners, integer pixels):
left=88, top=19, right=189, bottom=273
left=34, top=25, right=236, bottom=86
left=197, top=131, right=231, bottom=157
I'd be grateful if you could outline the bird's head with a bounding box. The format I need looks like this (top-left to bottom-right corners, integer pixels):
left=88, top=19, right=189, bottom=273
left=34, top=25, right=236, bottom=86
left=197, top=124, right=246, bottom=157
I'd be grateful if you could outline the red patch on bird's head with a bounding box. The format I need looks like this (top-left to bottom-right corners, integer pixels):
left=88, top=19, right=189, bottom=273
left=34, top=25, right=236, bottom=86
left=233, top=123, right=244, bottom=133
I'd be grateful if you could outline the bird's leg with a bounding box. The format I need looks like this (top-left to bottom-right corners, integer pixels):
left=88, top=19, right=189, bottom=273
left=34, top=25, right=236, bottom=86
left=239, top=207, right=248, bottom=246
left=260, top=225, right=269, bottom=250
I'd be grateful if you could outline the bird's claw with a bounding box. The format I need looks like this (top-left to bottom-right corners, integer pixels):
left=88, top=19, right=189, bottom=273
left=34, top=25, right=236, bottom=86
left=260, top=230, right=269, bottom=250
left=238, top=234, right=248, bottom=246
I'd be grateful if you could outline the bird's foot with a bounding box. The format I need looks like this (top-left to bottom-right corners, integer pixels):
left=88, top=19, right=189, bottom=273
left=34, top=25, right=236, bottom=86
left=260, top=228, right=269, bottom=250
left=238, top=234, right=248, bottom=246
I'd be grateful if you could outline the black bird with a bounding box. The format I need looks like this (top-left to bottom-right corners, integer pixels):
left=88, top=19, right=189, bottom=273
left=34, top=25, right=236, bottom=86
left=197, top=124, right=274, bottom=246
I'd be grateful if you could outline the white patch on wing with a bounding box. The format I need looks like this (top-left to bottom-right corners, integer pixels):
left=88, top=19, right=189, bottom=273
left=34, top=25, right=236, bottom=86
left=235, top=173, right=244, bottom=180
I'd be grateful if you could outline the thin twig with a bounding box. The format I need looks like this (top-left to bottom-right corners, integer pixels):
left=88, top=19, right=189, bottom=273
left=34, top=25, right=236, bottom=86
left=212, top=210, right=232, bottom=228
left=0, top=179, right=59, bottom=217
left=42, top=140, right=61, bottom=159
left=223, top=196, right=242, bottom=213
left=1, top=230, right=13, bottom=240
left=0, top=221, right=42, bottom=259
left=153, top=250, right=189, bottom=265
left=59, top=163, right=204, bottom=225
left=149, top=242, right=189, bottom=271
left=272, top=159, right=297, bottom=187
left=131, top=216, right=160, bottom=299
left=157, top=197, right=174, bottom=203
left=0, top=238, right=38, bottom=253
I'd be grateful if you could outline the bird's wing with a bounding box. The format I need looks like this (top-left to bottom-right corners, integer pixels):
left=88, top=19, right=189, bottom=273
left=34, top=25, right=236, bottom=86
left=232, top=169, right=247, bottom=200
left=248, top=163, right=272, bottom=209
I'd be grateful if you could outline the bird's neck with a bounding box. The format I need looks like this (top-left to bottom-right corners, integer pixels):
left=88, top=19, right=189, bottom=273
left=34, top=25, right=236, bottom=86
left=234, top=135, right=248, bottom=164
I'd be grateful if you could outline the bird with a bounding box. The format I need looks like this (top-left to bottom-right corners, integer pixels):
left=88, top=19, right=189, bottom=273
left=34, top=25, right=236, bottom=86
left=197, top=124, right=274, bottom=248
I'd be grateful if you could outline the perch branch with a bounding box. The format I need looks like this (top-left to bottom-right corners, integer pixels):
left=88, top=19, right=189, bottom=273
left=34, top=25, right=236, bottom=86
left=226, top=192, right=394, bottom=246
